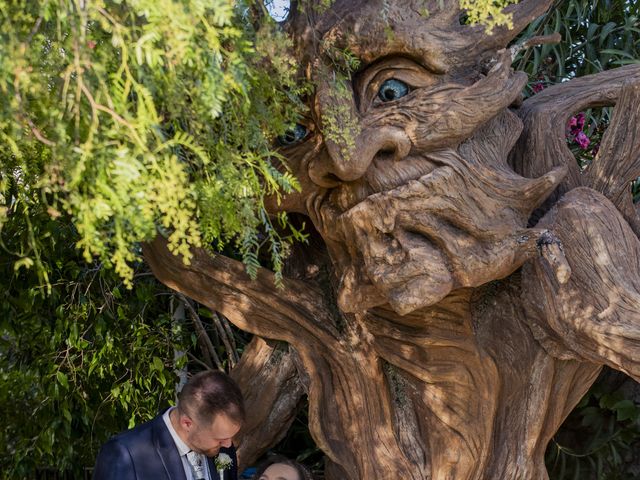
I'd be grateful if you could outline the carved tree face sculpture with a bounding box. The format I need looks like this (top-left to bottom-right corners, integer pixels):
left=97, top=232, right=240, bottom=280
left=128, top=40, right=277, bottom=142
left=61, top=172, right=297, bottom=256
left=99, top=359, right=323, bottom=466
left=144, top=3, right=640, bottom=476
left=270, top=0, right=562, bottom=315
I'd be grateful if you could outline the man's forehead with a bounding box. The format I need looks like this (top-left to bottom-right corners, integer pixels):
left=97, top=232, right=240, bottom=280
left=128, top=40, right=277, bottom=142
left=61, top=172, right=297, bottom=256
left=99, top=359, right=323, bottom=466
left=208, top=412, right=241, bottom=436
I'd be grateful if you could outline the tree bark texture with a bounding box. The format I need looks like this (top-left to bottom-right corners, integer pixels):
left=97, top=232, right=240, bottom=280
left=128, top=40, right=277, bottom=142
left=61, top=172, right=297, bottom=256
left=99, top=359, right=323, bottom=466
left=144, top=2, right=640, bottom=478
left=230, top=337, right=306, bottom=470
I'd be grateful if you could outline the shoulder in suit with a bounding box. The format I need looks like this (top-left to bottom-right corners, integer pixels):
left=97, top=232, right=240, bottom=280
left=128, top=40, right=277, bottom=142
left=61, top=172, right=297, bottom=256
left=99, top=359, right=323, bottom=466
left=93, top=412, right=185, bottom=480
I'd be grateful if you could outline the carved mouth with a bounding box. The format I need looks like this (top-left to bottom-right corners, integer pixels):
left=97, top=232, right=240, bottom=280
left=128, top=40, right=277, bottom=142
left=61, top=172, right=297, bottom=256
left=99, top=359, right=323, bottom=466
left=327, top=155, right=440, bottom=213
left=305, top=155, right=444, bottom=252
left=327, top=167, right=459, bottom=314
left=301, top=108, right=566, bottom=315
left=311, top=149, right=558, bottom=315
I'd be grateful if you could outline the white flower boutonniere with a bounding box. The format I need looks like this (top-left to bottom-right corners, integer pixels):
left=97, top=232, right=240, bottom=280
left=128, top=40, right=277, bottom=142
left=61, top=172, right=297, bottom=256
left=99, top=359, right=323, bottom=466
left=214, top=452, right=233, bottom=480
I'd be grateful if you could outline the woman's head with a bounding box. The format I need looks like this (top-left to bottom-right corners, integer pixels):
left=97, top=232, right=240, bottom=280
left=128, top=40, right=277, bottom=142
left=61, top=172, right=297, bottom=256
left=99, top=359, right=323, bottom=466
left=253, top=455, right=313, bottom=480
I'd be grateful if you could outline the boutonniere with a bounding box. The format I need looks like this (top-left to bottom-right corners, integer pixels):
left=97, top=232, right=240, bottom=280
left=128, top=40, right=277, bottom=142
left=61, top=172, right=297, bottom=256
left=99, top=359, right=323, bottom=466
left=215, top=452, right=233, bottom=480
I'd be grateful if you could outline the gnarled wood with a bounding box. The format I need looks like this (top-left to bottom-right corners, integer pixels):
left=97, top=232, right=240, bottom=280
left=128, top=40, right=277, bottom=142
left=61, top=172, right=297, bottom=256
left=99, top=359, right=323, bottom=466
left=230, top=337, right=306, bottom=471
left=510, top=64, right=640, bottom=218
left=522, top=188, right=640, bottom=380
left=145, top=239, right=428, bottom=479
left=583, top=81, right=640, bottom=235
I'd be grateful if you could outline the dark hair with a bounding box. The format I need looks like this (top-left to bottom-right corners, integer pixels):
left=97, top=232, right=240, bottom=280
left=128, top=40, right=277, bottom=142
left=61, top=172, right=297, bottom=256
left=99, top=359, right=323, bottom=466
left=177, top=371, right=245, bottom=425
left=252, top=455, right=314, bottom=480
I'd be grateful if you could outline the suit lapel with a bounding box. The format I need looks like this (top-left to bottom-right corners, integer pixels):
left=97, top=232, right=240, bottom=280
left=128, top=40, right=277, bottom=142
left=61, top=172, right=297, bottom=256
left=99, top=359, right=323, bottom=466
left=208, top=457, right=218, bottom=480
left=152, top=414, right=187, bottom=480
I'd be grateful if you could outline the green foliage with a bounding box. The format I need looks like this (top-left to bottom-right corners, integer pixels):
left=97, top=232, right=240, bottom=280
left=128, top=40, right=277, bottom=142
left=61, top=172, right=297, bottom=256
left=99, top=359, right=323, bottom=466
left=320, top=75, right=361, bottom=162
left=0, top=199, right=186, bottom=478
left=0, top=0, right=305, bottom=287
left=0, top=5, right=307, bottom=470
left=459, top=0, right=518, bottom=33
left=315, top=34, right=362, bottom=163
left=517, top=0, right=639, bottom=190
left=516, top=0, right=640, bottom=83
left=0, top=0, right=549, bottom=289
left=546, top=375, right=640, bottom=480
left=0, top=2, right=305, bottom=477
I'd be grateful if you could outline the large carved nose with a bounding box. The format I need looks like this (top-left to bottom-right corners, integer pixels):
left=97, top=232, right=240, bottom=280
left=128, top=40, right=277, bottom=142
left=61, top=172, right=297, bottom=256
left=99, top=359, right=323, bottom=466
left=309, top=126, right=411, bottom=188
left=309, top=126, right=412, bottom=188
left=308, top=81, right=411, bottom=188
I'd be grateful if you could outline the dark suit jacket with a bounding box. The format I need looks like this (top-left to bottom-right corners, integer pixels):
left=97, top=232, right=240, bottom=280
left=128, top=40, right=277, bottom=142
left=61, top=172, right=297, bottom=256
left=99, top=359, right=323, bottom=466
left=93, top=411, right=238, bottom=480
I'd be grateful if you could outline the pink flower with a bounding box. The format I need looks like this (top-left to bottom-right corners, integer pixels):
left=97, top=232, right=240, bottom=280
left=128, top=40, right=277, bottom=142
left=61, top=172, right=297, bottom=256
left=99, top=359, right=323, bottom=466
left=87, top=40, right=96, bottom=49
left=575, top=131, right=591, bottom=150
left=568, top=113, right=586, bottom=135
left=532, top=81, right=545, bottom=93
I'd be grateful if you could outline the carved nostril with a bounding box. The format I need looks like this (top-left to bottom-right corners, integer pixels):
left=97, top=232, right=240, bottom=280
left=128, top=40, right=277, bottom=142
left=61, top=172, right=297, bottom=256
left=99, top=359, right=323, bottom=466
left=308, top=127, right=412, bottom=187
left=378, top=144, right=397, bottom=156
left=307, top=154, right=344, bottom=188
left=377, top=130, right=412, bottom=163
left=318, top=172, right=343, bottom=188
left=325, top=173, right=342, bottom=184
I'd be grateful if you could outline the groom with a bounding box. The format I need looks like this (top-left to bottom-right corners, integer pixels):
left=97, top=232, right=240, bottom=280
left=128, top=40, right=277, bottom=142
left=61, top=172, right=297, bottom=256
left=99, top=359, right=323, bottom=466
left=93, top=370, right=244, bottom=480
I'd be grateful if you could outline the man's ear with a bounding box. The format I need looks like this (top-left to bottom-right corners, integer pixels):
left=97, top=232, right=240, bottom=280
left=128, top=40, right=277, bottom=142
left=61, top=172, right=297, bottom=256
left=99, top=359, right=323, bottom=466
left=180, top=414, right=194, bottom=430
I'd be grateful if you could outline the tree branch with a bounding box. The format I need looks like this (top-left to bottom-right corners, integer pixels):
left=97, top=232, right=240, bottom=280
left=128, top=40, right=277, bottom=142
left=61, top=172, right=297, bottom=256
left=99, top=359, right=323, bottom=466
left=212, top=311, right=238, bottom=369
left=511, top=64, right=640, bottom=210
left=523, top=188, right=640, bottom=382
left=179, top=293, right=223, bottom=371
left=583, top=80, right=640, bottom=237
left=143, top=237, right=340, bottom=349
left=230, top=337, right=305, bottom=470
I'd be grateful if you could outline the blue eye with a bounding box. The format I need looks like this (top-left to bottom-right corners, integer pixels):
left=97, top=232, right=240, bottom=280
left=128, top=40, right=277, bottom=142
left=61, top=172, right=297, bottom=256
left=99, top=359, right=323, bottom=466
left=378, top=79, right=409, bottom=102
left=278, top=124, right=308, bottom=146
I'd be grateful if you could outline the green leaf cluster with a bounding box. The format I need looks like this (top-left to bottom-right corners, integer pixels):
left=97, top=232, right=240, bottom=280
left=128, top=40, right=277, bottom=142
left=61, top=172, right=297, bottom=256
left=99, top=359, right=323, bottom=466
left=516, top=0, right=640, bottom=82
left=546, top=373, right=640, bottom=480
left=0, top=0, right=306, bottom=287
left=516, top=0, right=640, bottom=185
left=0, top=200, right=186, bottom=478
left=459, top=0, right=518, bottom=33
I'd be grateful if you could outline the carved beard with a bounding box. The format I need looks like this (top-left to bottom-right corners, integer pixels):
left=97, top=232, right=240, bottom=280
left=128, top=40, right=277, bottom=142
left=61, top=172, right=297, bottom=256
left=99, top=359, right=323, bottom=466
left=307, top=110, right=565, bottom=315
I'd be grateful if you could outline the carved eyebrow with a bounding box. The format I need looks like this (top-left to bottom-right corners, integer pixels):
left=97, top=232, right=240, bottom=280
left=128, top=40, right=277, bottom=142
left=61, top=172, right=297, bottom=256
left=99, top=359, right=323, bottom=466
left=363, top=51, right=447, bottom=75
left=336, top=30, right=449, bottom=74
left=356, top=57, right=437, bottom=88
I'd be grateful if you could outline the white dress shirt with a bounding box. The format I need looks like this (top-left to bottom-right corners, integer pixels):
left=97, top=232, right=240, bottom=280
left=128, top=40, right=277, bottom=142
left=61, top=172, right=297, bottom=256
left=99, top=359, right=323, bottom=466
left=162, top=407, right=212, bottom=480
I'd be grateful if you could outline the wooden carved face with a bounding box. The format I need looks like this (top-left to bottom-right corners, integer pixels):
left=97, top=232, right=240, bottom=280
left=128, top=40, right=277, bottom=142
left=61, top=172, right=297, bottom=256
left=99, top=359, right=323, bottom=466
left=270, top=0, right=562, bottom=315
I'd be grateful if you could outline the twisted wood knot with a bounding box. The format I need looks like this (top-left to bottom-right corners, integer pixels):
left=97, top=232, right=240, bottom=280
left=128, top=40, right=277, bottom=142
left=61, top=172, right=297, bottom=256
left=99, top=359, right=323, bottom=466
left=536, top=230, right=571, bottom=285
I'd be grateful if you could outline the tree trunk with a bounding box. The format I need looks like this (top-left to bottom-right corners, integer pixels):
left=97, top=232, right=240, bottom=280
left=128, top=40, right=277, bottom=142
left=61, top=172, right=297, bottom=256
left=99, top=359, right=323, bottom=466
left=230, top=337, right=305, bottom=471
